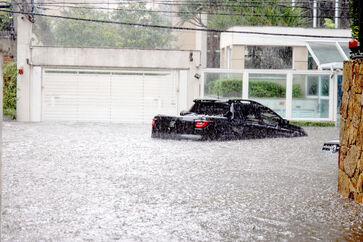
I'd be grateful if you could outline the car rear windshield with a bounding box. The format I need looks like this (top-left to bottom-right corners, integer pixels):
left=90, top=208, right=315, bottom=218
left=190, top=102, right=231, bottom=116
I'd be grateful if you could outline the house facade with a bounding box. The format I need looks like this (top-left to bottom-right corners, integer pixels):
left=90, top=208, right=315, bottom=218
left=16, top=16, right=202, bottom=123
left=220, top=26, right=351, bottom=70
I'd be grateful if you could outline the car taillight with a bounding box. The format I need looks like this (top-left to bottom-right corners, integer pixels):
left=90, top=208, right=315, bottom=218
left=152, top=118, right=156, bottom=126
left=194, top=120, right=212, bottom=128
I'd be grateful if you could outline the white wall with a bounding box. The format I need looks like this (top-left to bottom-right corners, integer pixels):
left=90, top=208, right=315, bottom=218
left=20, top=47, right=202, bottom=122
left=220, top=26, right=351, bottom=49
left=31, top=47, right=201, bottom=69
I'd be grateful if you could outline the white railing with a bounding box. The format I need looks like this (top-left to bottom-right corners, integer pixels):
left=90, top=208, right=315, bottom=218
left=201, top=68, right=342, bottom=122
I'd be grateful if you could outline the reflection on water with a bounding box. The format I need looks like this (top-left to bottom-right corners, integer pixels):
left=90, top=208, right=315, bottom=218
left=2, top=122, right=362, bottom=241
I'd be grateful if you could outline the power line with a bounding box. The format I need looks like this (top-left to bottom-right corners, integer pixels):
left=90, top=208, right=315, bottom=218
left=1, top=9, right=351, bottom=39
left=32, top=3, right=351, bottom=19
left=15, top=1, right=350, bottom=10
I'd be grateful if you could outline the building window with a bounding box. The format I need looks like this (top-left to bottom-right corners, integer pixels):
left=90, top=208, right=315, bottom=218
left=245, top=46, right=293, bottom=69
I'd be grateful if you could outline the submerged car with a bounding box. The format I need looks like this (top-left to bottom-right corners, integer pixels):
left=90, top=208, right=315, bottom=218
left=151, top=99, right=307, bottom=140
left=322, top=140, right=340, bottom=153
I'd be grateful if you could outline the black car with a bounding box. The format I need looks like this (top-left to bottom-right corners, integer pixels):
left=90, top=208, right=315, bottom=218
left=151, top=99, right=307, bottom=140
left=322, top=140, right=340, bottom=153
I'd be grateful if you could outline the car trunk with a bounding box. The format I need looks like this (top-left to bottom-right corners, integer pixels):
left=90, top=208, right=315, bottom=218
left=154, top=116, right=196, bottom=135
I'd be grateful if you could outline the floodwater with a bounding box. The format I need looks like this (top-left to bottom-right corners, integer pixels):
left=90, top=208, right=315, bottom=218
left=2, top=122, right=362, bottom=241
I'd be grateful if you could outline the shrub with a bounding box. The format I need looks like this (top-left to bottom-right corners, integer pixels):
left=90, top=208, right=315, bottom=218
left=249, top=81, right=285, bottom=97
left=292, top=84, right=302, bottom=98
left=209, top=78, right=302, bottom=98
left=208, top=78, right=242, bottom=97
left=3, top=61, right=17, bottom=119
left=290, top=121, right=336, bottom=127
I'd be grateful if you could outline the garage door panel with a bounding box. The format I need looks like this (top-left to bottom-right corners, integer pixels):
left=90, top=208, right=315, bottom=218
left=43, top=70, right=178, bottom=123
left=143, top=73, right=177, bottom=122
left=110, top=75, right=144, bottom=122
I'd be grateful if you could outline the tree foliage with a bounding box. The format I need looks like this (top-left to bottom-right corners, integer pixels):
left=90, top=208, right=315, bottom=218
left=0, top=0, right=12, bottom=31
left=3, top=61, right=17, bottom=119
left=323, top=19, right=336, bottom=29
left=34, top=3, right=175, bottom=48
left=349, top=0, right=359, bottom=39
left=177, top=0, right=307, bottom=29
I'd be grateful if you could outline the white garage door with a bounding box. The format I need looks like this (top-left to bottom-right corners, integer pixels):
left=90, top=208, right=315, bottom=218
left=42, top=70, right=179, bottom=123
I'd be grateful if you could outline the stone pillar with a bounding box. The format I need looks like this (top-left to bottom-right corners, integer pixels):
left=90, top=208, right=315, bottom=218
left=338, top=59, right=363, bottom=204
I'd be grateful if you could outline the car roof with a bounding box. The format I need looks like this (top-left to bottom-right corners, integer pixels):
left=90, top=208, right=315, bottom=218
left=193, top=99, right=263, bottom=106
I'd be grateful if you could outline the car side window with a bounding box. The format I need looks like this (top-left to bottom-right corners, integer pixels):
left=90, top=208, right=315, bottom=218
left=260, top=108, right=281, bottom=126
left=246, top=111, right=260, bottom=122
left=235, top=104, right=260, bottom=122
left=232, top=104, right=243, bottom=119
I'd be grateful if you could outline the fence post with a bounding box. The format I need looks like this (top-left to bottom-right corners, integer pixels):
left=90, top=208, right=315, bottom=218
left=286, top=72, right=293, bottom=119
left=329, top=72, right=336, bottom=121
left=242, top=71, right=249, bottom=99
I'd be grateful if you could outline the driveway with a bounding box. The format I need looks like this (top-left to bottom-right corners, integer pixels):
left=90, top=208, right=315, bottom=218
left=2, top=122, right=362, bottom=241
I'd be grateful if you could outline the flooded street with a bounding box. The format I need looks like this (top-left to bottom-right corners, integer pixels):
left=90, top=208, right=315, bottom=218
left=2, top=122, right=362, bottom=241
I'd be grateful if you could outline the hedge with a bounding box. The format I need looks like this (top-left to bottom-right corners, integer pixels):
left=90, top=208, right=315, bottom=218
left=208, top=78, right=302, bottom=98
left=289, top=121, right=336, bottom=127
left=3, top=61, right=17, bottom=119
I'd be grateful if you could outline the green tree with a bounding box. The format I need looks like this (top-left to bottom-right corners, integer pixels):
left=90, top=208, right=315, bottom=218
left=350, top=0, right=359, bottom=39
left=112, top=3, right=176, bottom=48
left=323, top=18, right=336, bottom=29
left=3, top=62, right=17, bottom=119
left=177, top=0, right=307, bottom=30
left=0, top=0, right=12, bottom=31
left=54, top=8, right=122, bottom=47
left=35, top=3, right=175, bottom=48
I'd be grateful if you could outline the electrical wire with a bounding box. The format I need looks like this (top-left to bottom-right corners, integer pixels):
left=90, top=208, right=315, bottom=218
left=29, top=3, right=351, bottom=19
left=33, top=4, right=343, bottom=19
left=1, top=9, right=351, bottom=39
left=12, top=0, right=351, bottom=20
left=15, top=1, right=350, bottom=10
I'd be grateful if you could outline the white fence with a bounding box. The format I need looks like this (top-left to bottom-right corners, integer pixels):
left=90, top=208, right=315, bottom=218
left=201, top=69, right=343, bottom=122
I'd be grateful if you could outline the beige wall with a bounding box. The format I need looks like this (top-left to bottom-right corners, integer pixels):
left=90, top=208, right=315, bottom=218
left=220, top=45, right=245, bottom=69
left=172, top=22, right=197, bottom=50
left=230, top=45, right=245, bottom=69
left=293, top=47, right=308, bottom=70
left=220, top=47, right=226, bottom=69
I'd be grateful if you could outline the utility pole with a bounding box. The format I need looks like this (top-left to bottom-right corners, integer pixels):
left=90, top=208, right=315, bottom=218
left=313, top=0, right=317, bottom=28
left=334, top=0, right=339, bottom=28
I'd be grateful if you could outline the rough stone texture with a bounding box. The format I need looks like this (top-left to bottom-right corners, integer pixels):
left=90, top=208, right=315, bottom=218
left=339, top=59, right=363, bottom=204
left=358, top=155, right=363, bottom=174
left=338, top=169, right=351, bottom=198
left=343, top=146, right=360, bottom=177
left=357, top=174, right=363, bottom=193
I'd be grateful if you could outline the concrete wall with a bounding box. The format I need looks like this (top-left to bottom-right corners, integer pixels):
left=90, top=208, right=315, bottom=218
left=31, top=47, right=201, bottom=69
left=16, top=15, right=33, bottom=122
left=338, top=59, right=363, bottom=204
